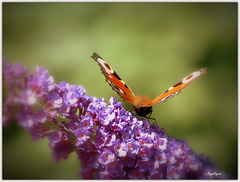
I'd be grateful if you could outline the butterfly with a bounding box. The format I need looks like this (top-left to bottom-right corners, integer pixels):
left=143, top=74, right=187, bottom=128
left=91, top=52, right=207, bottom=118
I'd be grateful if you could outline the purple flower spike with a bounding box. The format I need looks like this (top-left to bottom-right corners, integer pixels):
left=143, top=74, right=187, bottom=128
left=3, top=61, right=232, bottom=179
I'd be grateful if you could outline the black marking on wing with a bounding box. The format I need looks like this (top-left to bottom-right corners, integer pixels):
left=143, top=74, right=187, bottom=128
left=112, top=71, right=121, bottom=80
left=108, top=81, right=126, bottom=95
left=91, top=52, right=135, bottom=101
left=124, top=84, right=129, bottom=89
left=164, top=89, right=168, bottom=93
left=173, top=81, right=182, bottom=87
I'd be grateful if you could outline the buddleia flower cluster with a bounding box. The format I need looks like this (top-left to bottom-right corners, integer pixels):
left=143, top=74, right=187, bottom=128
left=3, top=60, right=229, bottom=179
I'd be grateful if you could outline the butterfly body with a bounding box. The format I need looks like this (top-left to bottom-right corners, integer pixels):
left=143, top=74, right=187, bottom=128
left=91, top=52, right=206, bottom=117
left=134, top=105, right=153, bottom=116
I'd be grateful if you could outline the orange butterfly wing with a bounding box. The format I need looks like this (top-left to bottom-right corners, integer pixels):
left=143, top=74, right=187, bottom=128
left=91, top=53, right=136, bottom=104
left=147, top=68, right=207, bottom=106
left=92, top=53, right=207, bottom=117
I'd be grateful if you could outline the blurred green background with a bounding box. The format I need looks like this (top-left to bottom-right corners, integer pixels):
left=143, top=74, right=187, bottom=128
left=3, top=2, right=237, bottom=179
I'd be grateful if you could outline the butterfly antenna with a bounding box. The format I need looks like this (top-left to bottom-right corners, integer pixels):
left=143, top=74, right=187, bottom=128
left=127, top=106, right=134, bottom=112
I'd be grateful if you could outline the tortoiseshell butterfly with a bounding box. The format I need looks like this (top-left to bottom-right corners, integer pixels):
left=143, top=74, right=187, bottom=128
left=91, top=52, right=206, bottom=118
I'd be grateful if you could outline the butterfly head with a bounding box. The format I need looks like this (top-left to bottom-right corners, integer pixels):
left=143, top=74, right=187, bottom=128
left=134, top=106, right=152, bottom=117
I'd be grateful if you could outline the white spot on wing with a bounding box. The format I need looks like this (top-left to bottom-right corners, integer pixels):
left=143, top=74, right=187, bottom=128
left=97, top=57, right=114, bottom=73
left=108, top=80, right=125, bottom=95
left=168, top=86, right=174, bottom=90
left=182, top=70, right=201, bottom=84
left=160, top=91, right=180, bottom=102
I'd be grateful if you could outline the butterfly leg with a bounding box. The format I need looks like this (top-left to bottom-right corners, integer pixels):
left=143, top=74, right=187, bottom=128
left=128, top=106, right=157, bottom=125
left=147, top=111, right=157, bottom=125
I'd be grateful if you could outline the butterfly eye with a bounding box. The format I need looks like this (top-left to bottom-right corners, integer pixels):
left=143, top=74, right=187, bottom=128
left=186, top=75, right=193, bottom=80
left=104, top=62, right=111, bottom=70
